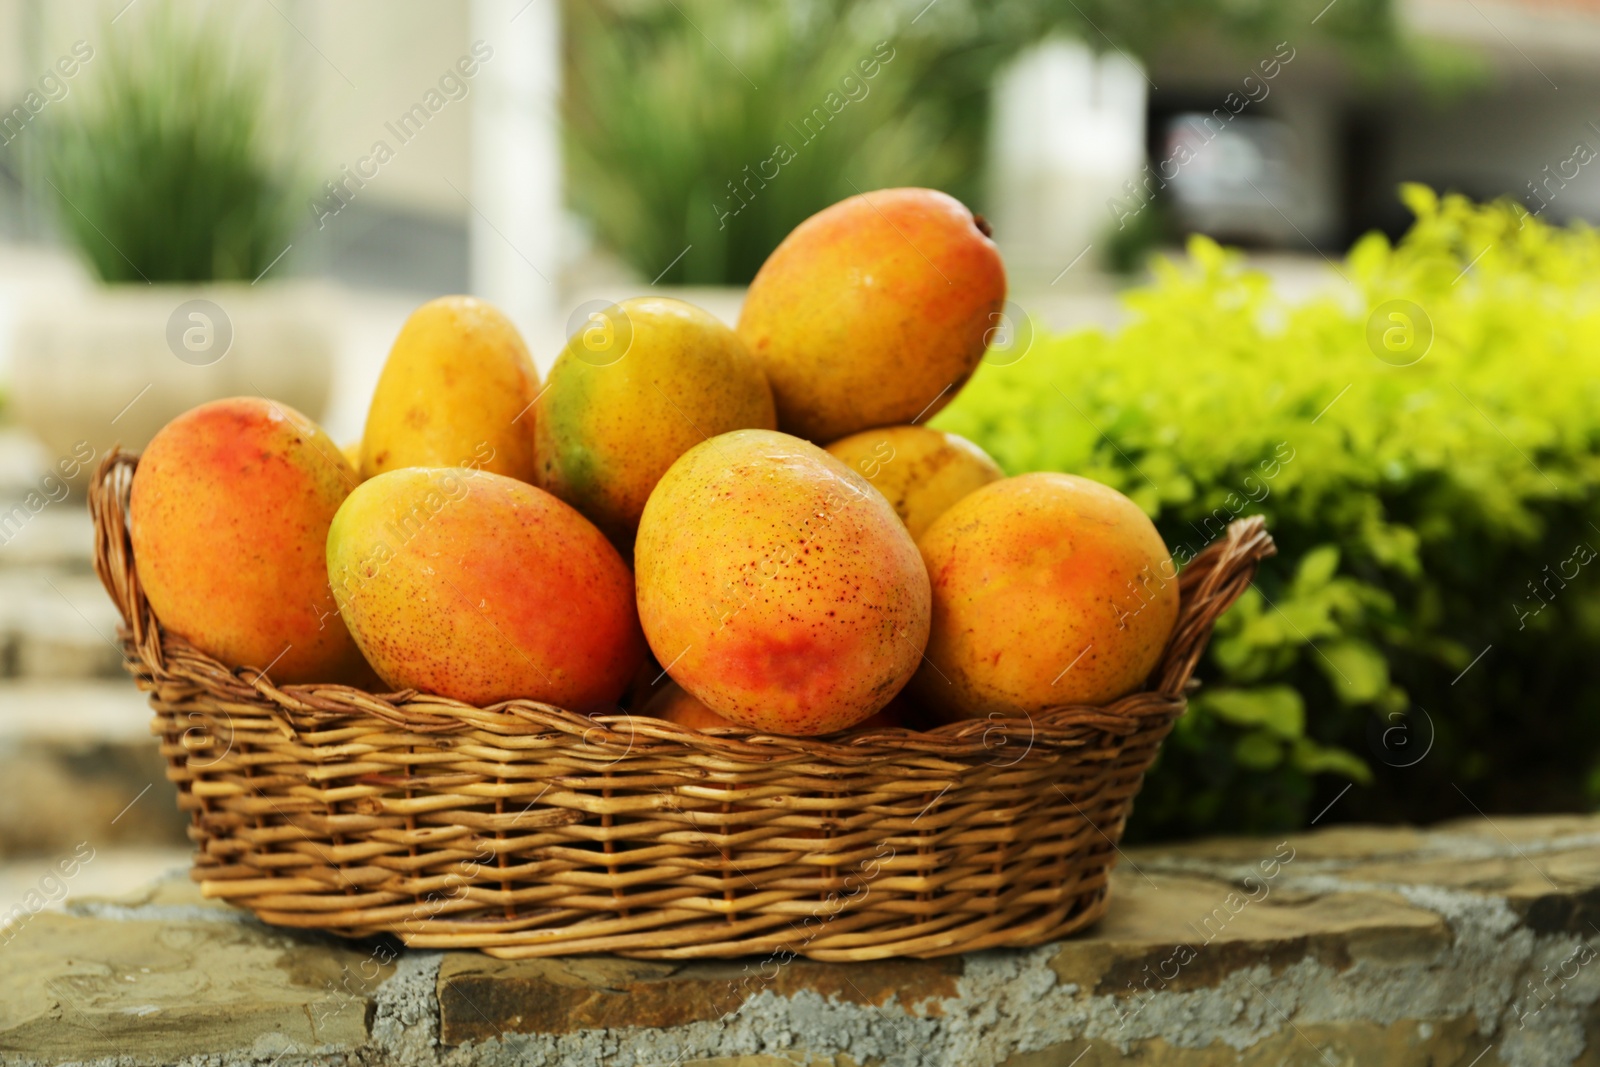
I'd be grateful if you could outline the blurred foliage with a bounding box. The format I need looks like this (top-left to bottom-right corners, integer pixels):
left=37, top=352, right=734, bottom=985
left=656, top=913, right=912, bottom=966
left=29, top=11, right=297, bottom=283
left=935, top=188, right=1600, bottom=838
left=563, top=0, right=1408, bottom=285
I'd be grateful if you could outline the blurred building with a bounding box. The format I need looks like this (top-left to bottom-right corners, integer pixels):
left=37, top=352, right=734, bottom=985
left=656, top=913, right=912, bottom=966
left=991, top=0, right=1600, bottom=282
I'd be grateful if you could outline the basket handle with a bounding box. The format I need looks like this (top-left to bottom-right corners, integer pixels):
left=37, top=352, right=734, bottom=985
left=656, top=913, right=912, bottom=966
left=1155, top=515, right=1275, bottom=699
left=90, top=450, right=160, bottom=669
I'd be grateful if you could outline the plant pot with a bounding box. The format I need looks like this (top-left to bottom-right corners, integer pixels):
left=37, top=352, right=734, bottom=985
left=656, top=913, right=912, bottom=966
left=8, top=281, right=335, bottom=484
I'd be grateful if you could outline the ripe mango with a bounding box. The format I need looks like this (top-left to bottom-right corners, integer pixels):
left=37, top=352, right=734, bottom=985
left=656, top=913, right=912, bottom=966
left=825, top=425, right=1003, bottom=541
left=641, top=682, right=740, bottom=730
left=327, top=467, right=645, bottom=709
left=910, top=473, right=1179, bottom=719
left=339, top=440, right=364, bottom=479
left=634, top=429, right=930, bottom=735
left=129, top=397, right=370, bottom=684
left=535, top=297, right=775, bottom=541
left=360, top=296, right=540, bottom=481
left=642, top=681, right=904, bottom=733
left=737, top=188, right=1006, bottom=442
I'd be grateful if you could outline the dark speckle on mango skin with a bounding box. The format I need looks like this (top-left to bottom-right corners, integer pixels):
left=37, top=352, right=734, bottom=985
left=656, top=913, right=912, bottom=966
left=735, top=187, right=1006, bottom=443
left=634, top=428, right=931, bottom=736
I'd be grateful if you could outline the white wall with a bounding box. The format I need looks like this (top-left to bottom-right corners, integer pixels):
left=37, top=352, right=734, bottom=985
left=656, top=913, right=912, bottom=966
left=988, top=39, right=1147, bottom=283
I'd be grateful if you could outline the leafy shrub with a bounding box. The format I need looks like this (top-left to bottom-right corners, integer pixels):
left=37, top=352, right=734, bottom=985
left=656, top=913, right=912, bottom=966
left=934, top=187, right=1600, bottom=838
left=31, top=12, right=296, bottom=283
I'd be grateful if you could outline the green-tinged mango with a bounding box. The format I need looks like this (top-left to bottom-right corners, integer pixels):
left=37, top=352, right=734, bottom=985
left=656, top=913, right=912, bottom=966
left=535, top=296, right=775, bottom=542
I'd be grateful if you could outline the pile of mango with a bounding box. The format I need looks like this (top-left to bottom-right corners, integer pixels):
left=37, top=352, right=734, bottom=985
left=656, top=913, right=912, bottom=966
left=129, top=189, right=1178, bottom=737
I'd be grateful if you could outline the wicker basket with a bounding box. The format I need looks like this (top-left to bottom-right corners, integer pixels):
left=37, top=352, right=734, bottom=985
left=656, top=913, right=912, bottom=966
left=90, top=449, right=1273, bottom=961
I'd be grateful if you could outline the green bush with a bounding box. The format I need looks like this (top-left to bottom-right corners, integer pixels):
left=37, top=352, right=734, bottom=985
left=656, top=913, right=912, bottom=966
left=934, top=187, right=1600, bottom=838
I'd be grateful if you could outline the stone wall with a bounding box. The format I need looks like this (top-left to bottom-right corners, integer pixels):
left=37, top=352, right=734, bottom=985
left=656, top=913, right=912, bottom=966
left=3, top=814, right=1597, bottom=1067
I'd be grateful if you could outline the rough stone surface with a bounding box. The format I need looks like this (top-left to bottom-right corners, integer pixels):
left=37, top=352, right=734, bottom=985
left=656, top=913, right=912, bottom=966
left=0, top=879, right=391, bottom=1062
left=0, top=815, right=1595, bottom=1066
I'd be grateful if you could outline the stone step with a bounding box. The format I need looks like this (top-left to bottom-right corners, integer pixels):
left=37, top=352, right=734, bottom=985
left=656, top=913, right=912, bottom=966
left=0, top=495, right=127, bottom=684
left=1, top=815, right=1597, bottom=1066
left=0, top=497, right=96, bottom=574
left=0, top=570, right=127, bottom=681
left=0, top=681, right=188, bottom=856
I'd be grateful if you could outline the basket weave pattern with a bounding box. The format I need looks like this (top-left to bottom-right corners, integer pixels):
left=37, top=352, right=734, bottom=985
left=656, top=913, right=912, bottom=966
left=91, top=450, right=1274, bottom=960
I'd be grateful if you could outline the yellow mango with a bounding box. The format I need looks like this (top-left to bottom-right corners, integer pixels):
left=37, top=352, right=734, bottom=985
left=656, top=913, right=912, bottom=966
left=635, top=429, right=930, bottom=735
left=535, top=297, right=774, bottom=542
left=360, top=296, right=540, bottom=481
left=327, top=467, right=644, bottom=710
left=825, top=425, right=1002, bottom=540
left=911, top=473, right=1179, bottom=719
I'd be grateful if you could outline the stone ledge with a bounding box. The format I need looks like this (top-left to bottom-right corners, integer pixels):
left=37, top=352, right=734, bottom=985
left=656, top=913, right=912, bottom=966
left=0, top=815, right=1596, bottom=1066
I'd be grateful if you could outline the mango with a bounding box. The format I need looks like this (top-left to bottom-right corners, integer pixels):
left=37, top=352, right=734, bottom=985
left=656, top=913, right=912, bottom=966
left=825, top=425, right=1003, bottom=541
left=536, top=297, right=775, bottom=541
left=360, top=296, right=540, bottom=481
left=641, top=682, right=740, bottom=730
left=910, top=473, right=1179, bottom=719
left=327, top=467, right=644, bottom=709
left=339, top=440, right=364, bottom=479
left=129, top=397, right=370, bottom=684
left=737, top=187, right=1006, bottom=442
left=643, top=682, right=905, bottom=732
left=634, top=429, right=930, bottom=735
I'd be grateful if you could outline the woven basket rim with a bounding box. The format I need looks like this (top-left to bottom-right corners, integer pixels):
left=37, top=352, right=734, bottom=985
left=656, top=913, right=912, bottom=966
left=90, top=448, right=1276, bottom=762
